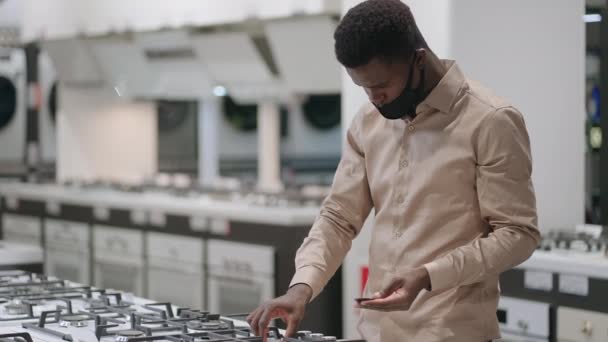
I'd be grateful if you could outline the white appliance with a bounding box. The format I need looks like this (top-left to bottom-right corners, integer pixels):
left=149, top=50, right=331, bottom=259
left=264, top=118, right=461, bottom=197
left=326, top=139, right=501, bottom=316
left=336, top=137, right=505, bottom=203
left=207, top=240, right=275, bottom=315
left=1, top=213, right=42, bottom=246
left=156, top=100, right=198, bottom=172
left=38, top=51, right=58, bottom=165
left=0, top=241, right=43, bottom=268
left=93, top=225, right=145, bottom=296
left=497, top=296, right=551, bottom=342
left=43, top=219, right=90, bottom=284
left=557, top=306, right=608, bottom=342
left=0, top=48, right=26, bottom=166
left=146, top=232, right=205, bottom=309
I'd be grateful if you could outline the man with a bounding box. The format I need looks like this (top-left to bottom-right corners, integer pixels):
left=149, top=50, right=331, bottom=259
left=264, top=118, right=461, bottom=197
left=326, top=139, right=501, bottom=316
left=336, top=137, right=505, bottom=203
left=247, top=0, right=539, bottom=341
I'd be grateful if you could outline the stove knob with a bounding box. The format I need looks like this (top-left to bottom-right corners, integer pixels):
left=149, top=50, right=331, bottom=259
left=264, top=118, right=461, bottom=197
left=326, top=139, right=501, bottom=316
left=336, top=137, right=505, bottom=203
left=297, top=330, right=312, bottom=336
left=581, top=320, right=593, bottom=336
left=516, top=320, right=529, bottom=332
left=310, top=333, right=325, bottom=341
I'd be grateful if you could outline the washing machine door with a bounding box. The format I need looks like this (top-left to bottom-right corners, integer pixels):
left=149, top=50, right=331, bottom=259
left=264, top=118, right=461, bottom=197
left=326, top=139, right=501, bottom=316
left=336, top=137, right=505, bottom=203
left=0, top=76, right=16, bottom=131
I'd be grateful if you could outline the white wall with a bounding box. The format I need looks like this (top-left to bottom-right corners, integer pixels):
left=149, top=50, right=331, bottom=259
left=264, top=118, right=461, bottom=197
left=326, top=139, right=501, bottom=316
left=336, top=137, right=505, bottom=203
left=449, top=0, right=586, bottom=231
left=57, top=87, right=157, bottom=184
left=0, top=0, right=22, bottom=27
left=341, top=0, right=585, bottom=338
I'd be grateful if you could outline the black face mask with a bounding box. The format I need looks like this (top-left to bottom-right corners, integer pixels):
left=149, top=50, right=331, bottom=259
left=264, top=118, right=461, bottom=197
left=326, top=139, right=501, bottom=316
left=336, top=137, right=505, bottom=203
left=374, top=58, right=425, bottom=120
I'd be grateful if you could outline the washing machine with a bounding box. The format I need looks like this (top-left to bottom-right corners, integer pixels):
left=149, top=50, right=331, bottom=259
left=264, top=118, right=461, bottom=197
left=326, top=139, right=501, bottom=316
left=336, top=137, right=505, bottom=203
left=0, top=48, right=26, bottom=170
left=38, top=50, right=58, bottom=166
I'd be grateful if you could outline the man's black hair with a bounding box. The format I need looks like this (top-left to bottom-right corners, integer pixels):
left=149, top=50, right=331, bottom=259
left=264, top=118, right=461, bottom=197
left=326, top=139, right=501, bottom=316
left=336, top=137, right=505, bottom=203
left=334, top=0, right=427, bottom=68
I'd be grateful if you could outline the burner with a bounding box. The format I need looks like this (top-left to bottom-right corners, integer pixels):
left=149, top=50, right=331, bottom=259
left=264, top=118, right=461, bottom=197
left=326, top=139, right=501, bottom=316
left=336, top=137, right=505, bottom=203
left=115, top=330, right=144, bottom=342
left=186, top=320, right=229, bottom=331
left=59, top=315, right=89, bottom=327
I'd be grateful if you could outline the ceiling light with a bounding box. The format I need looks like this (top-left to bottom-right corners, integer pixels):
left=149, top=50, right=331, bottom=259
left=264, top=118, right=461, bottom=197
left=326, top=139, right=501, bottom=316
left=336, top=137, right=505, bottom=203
left=584, top=14, right=602, bottom=23
left=213, top=85, right=227, bottom=97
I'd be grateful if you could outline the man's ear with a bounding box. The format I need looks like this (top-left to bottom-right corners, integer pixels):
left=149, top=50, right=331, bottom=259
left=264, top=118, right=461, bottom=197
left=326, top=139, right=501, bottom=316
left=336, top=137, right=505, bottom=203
left=415, top=48, right=427, bottom=70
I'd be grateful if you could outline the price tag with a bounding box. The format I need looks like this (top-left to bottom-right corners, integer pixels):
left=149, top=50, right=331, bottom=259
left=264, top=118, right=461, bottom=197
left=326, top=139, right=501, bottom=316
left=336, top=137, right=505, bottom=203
left=130, top=210, right=147, bottom=225
left=559, top=274, right=589, bottom=296
left=93, top=206, right=110, bottom=221
left=524, top=270, right=553, bottom=291
left=190, top=216, right=209, bottom=232
left=46, top=201, right=60, bottom=215
left=149, top=212, right=166, bottom=227
left=210, top=218, right=230, bottom=236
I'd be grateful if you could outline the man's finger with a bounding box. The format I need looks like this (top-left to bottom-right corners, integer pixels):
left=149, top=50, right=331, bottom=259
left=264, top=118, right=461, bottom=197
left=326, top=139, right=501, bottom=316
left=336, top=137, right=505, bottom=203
left=257, top=305, right=277, bottom=338
left=246, top=307, right=260, bottom=326
left=285, top=316, right=301, bottom=337
left=249, top=307, right=265, bottom=336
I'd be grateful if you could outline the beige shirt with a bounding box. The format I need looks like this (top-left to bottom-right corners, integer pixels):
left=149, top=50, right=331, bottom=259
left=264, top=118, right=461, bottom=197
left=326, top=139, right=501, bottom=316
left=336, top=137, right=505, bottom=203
left=289, top=60, right=540, bottom=342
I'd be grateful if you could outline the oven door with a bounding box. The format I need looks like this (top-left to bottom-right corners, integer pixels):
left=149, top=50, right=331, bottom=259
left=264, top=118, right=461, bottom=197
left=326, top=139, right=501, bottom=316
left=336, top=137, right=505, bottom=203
left=208, top=273, right=273, bottom=315
left=45, top=245, right=90, bottom=284
left=498, top=297, right=550, bottom=342
left=2, top=214, right=41, bottom=246
left=147, top=259, right=205, bottom=309
left=93, top=258, right=144, bottom=295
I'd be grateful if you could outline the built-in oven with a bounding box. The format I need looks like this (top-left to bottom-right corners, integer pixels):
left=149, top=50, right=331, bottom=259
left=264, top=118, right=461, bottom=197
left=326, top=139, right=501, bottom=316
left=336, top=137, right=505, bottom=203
left=557, top=306, right=608, bottom=342
left=1, top=214, right=42, bottom=246
left=93, top=225, right=145, bottom=296
left=146, top=232, right=205, bottom=309
left=207, top=239, right=275, bottom=315
left=498, top=296, right=551, bottom=342
left=44, top=219, right=90, bottom=283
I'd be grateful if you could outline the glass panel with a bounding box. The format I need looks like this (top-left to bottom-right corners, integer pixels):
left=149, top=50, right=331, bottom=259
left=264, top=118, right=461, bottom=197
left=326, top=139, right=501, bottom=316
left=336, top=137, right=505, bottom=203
left=148, top=268, right=203, bottom=308
left=97, top=263, right=138, bottom=294
left=217, top=278, right=263, bottom=315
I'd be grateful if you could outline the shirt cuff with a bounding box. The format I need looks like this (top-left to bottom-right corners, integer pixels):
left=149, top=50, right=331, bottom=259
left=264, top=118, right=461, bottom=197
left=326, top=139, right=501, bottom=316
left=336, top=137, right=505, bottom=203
left=289, top=266, right=326, bottom=301
left=424, top=257, right=458, bottom=293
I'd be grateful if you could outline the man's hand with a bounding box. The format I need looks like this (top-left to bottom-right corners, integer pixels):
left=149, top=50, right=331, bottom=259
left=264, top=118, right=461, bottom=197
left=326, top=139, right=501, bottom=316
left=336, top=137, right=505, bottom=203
left=246, top=284, right=312, bottom=341
left=356, top=267, right=431, bottom=311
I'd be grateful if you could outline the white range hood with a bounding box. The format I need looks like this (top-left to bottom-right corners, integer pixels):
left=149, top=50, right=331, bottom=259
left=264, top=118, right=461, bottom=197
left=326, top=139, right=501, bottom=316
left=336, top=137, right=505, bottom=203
left=134, top=30, right=213, bottom=99
left=42, top=38, right=104, bottom=87
left=86, top=35, right=150, bottom=98
left=191, top=31, right=286, bottom=103
left=264, top=15, right=341, bottom=94
left=87, top=30, right=213, bottom=99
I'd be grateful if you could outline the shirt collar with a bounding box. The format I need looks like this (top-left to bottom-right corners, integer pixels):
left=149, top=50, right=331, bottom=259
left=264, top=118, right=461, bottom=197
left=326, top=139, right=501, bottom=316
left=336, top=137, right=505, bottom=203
left=418, top=60, right=468, bottom=115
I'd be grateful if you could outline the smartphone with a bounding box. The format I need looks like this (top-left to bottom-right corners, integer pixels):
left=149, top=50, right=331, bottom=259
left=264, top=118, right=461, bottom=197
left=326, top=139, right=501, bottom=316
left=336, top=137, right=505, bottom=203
left=354, top=297, right=373, bottom=303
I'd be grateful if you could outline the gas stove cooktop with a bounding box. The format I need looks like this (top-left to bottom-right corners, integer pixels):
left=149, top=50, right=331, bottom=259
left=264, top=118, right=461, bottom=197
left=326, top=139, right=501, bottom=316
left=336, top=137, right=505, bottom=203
left=537, top=230, right=608, bottom=255
left=0, top=270, right=362, bottom=342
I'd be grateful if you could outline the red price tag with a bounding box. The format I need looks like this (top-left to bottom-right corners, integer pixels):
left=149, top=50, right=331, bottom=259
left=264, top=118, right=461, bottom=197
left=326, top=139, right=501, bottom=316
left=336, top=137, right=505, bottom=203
left=360, top=265, right=369, bottom=295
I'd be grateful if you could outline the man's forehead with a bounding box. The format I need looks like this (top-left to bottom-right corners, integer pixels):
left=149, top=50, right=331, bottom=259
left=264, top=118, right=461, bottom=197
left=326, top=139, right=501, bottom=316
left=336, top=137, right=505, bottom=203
left=347, top=60, right=399, bottom=86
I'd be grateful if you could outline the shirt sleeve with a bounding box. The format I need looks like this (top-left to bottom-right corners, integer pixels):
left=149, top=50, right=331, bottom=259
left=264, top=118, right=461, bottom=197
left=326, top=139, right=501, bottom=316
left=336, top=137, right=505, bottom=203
left=289, top=108, right=374, bottom=300
left=423, top=106, right=540, bottom=292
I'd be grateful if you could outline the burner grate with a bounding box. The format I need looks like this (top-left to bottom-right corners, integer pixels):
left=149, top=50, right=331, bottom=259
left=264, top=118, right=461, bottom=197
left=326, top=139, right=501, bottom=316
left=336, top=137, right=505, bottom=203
left=0, top=332, right=34, bottom=342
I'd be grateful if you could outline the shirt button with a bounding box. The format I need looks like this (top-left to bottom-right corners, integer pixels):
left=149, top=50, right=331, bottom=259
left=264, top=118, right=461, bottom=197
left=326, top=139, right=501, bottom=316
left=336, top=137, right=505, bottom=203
left=408, top=125, right=415, bottom=132
left=399, top=160, right=409, bottom=169
left=396, top=195, right=405, bottom=204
